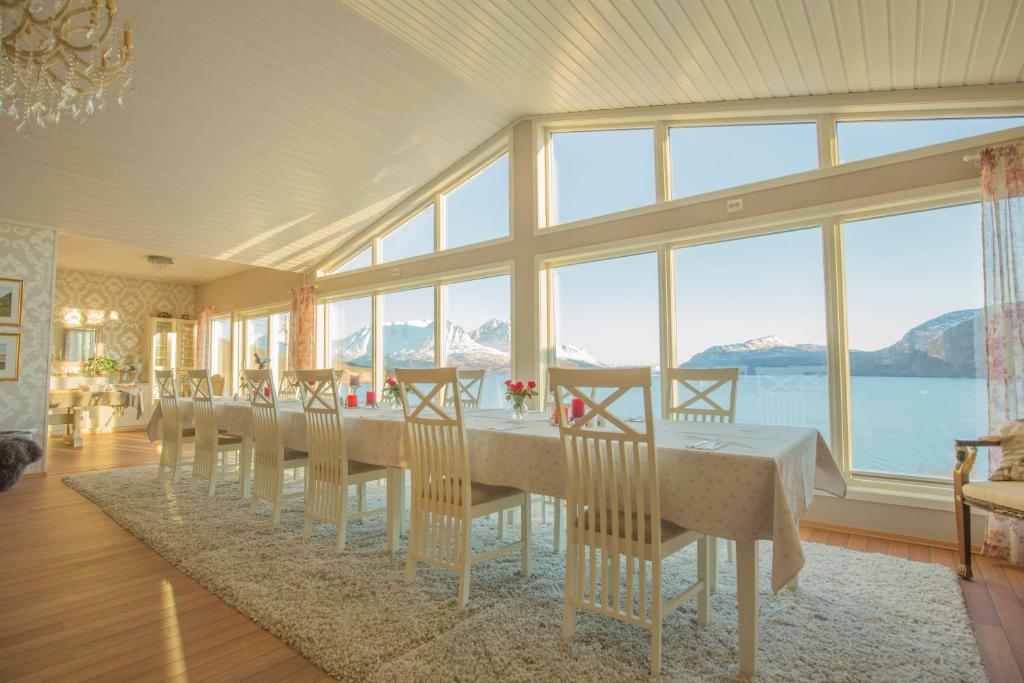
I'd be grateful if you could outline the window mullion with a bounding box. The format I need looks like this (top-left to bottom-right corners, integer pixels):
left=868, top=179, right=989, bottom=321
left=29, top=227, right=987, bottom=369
left=658, top=245, right=675, bottom=418
left=654, top=121, right=670, bottom=203
left=435, top=284, right=445, bottom=368
left=822, top=218, right=852, bottom=474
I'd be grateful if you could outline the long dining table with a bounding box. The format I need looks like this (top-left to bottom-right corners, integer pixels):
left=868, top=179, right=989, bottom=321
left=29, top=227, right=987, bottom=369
left=148, top=398, right=846, bottom=678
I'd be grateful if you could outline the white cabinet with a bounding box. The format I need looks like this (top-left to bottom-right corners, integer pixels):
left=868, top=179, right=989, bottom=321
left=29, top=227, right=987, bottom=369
left=147, top=317, right=198, bottom=396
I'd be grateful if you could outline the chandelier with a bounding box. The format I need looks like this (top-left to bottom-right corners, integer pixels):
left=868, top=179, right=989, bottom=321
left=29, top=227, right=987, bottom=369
left=0, top=0, right=133, bottom=133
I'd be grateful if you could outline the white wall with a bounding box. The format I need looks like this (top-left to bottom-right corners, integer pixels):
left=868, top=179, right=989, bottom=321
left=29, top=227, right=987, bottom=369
left=0, top=223, right=57, bottom=474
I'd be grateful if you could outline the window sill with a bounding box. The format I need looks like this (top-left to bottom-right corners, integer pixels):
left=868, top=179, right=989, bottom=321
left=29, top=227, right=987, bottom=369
left=825, top=477, right=988, bottom=517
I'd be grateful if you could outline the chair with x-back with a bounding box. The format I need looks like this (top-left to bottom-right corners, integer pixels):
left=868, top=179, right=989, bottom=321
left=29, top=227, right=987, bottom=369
left=397, top=367, right=530, bottom=607
left=186, top=370, right=244, bottom=496
left=295, top=369, right=389, bottom=551
left=444, top=369, right=487, bottom=410
left=244, top=369, right=309, bottom=526
left=155, top=369, right=194, bottom=482
left=664, top=367, right=739, bottom=423
left=278, top=370, right=301, bottom=399
left=550, top=366, right=711, bottom=676
left=666, top=367, right=740, bottom=564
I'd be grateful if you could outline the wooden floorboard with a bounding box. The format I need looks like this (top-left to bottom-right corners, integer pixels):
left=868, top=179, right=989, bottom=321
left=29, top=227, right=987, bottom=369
left=0, top=432, right=326, bottom=682
left=3, top=432, right=1024, bottom=681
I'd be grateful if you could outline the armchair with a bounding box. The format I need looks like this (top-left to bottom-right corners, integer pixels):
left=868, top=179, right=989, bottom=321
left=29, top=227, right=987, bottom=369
left=953, top=436, right=1024, bottom=579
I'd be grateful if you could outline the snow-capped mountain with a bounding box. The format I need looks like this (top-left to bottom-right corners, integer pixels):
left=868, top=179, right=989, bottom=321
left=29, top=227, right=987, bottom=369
left=681, top=309, right=984, bottom=378
left=556, top=343, right=604, bottom=368
left=469, top=319, right=510, bottom=352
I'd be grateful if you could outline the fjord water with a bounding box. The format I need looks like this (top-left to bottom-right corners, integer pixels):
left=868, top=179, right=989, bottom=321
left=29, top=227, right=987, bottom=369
left=476, top=373, right=987, bottom=480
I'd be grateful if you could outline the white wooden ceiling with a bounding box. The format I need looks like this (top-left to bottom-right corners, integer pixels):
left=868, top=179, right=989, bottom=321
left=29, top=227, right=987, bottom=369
left=2, top=0, right=1023, bottom=281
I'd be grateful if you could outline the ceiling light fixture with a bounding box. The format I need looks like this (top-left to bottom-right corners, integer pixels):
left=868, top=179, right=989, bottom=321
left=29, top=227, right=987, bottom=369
left=146, top=254, right=173, bottom=270
left=0, top=0, right=134, bottom=134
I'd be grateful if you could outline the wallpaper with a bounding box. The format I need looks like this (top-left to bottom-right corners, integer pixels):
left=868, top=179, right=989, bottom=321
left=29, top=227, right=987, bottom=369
left=0, top=223, right=57, bottom=474
left=54, top=270, right=196, bottom=365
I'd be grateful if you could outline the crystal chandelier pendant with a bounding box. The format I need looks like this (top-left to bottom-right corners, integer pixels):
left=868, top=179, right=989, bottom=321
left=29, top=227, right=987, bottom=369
left=0, top=0, right=135, bottom=131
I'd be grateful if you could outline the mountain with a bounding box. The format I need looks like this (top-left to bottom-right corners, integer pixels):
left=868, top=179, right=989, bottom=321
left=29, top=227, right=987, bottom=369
left=680, top=309, right=984, bottom=378
left=469, top=319, right=510, bottom=352
left=556, top=343, right=606, bottom=368
left=332, top=319, right=514, bottom=371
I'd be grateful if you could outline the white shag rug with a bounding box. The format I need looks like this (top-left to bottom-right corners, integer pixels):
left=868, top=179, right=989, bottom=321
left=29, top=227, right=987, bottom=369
left=64, top=466, right=987, bottom=682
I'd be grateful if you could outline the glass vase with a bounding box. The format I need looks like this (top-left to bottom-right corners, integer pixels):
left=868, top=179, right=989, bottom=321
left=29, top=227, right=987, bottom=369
left=510, top=399, right=527, bottom=423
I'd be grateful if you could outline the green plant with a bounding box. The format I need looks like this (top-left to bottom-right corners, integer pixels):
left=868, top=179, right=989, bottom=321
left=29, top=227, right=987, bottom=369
left=83, top=355, right=119, bottom=375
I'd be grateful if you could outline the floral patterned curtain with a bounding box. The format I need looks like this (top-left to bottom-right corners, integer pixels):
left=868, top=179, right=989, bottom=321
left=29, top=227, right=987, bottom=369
left=288, top=285, right=316, bottom=370
left=195, top=306, right=214, bottom=370
left=981, top=142, right=1024, bottom=562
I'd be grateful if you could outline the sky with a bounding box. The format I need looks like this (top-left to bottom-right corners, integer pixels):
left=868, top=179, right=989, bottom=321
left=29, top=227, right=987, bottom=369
left=327, top=116, right=1020, bottom=366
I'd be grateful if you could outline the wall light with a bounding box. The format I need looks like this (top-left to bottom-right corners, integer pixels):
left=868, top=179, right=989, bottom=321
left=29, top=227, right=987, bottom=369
left=108, top=311, right=120, bottom=321
left=63, top=308, right=83, bottom=326
left=86, top=310, right=105, bottom=325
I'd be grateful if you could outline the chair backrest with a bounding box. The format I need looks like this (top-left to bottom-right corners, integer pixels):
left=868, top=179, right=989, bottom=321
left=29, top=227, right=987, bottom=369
left=155, top=370, right=182, bottom=440
left=664, top=367, right=739, bottom=423
left=296, top=369, right=349, bottom=490
left=444, top=369, right=486, bottom=409
left=187, top=370, right=219, bottom=480
left=550, top=366, right=661, bottom=623
left=278, top=370, right=300, bottom=399
left=244, top=369, right=285, bottom=498
left=397, top=367, right=470, bottom=568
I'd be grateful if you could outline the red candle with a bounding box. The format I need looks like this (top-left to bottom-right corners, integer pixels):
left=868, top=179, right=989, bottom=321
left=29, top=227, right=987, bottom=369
left=571, top=398, right=585, bottom=419
left=346, top=394, right=358, bottom=408
left=365, top=390, right=376, bottom=406
left=552, top=405, right=560, bottom=425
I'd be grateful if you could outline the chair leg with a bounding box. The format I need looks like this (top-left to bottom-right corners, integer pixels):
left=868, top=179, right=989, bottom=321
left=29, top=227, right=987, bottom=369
left=358, top=482, right=367, bottom=512
left=561, top=546, right=577, bottom=641
left=553, top=498, right=562, bottom=554
left=956, top=498, right=973, bottom=579
left=457, top=524, right=472, bottom=608
left=520, top=496, right=531, bottom=578
left=651, top=621, right=663, bottom=677
left=541, top=496, right=548, bottom=524
left=697, top=535, right=710, bottom=627
left=271, top=498, right=282, bottom=527
left=497, top=509, right=505, bottom=540
left=727, top=539, right=735, bottom=563
left=708, top=536, right=719, bottom=594
left=506, top=508, right=515, bottom=526
left=405, top=510, right=418, bottom=583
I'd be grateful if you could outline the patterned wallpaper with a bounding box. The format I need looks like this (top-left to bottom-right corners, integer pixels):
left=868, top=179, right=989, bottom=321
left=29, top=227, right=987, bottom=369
left=0, top=224, right=57, bottom=474
left=54, top=270, right=196, bottom=365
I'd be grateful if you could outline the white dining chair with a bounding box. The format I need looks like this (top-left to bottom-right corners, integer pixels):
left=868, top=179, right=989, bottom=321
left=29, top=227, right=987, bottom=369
left=444, top=368, right=486, bottom=409
left=666, top=366, right=740, bottom=564
left=155, top=370, right=194, bottom=482
left=295, top=369, right=389, bottom=551
left=186, top=370, right=244, bottom=496
left=244, top=369, right=309, bottom=526
left=397, top=367, right=531, bottom=607
left=278, top=370, right=301, bottom=399
left=551, top=366, right=711, bottom=676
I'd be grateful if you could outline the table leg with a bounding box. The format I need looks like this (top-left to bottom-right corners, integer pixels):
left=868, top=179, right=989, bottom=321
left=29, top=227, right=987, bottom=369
left=736, top=539, right=759, bottom=679
left=386, top=468, right=406, bottom=553
left=240, top=437, right=253, bottom=499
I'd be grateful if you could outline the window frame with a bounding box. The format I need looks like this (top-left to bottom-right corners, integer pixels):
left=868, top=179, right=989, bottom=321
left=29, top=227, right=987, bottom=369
left=319, top=262, right=516, bottom=394
left=316, top=142, right=513, bottom=279
left=238, top=305, right=291, bottom=387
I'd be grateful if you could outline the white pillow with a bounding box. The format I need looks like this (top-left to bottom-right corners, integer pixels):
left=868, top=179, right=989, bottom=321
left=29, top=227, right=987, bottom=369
left=991, top=420, right=1024, bottom=482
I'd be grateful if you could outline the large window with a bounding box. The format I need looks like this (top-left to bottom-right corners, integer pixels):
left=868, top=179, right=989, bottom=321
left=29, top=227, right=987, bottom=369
left=380, top=206, right=434, bottom=263
left=844, top=203, right=986, bottom=479
left=326, top=296, right=373, bottom=402
left=550, top=128, right=655, bottom=225
left=381, top=286, right=435, bottom=377
left=669, top=123, right=818, bottom=199
left=837, top=116, right=1024, bottom=163
left=552, top=252, right=661, bottom=417
left=443, top=153, right=509, bottom=250
left=210, top=315, right=231, bottom=392
left=674, top=228, right=829, bottom=436
left=331, top=247, right=371, bottom=274
left=243, top=316, right=268, bottom=370
left=444, top=275, right=511, bottom=408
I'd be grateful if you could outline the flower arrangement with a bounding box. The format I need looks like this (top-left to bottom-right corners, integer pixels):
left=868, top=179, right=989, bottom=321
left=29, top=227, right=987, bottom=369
left=83, top=355, right=119, bottom=376
left=382, top=377, right=403, bottom=409
left=504, top=379, right=538, bottom=422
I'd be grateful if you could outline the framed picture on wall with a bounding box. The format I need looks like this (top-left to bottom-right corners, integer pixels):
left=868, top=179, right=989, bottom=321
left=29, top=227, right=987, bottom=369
left=0, top=332, right=20, bottom=381
left=0, top=277, right=24, bottom=326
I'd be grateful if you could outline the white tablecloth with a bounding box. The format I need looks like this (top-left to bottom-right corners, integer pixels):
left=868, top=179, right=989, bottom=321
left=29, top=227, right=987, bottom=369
left=149, top=399, right=846, bottom=591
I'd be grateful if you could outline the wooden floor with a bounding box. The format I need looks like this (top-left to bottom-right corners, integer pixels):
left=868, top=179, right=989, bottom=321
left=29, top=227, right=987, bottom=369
left=3, top=432, right=1024, bottom=681
left=0, top=432, right=328, bottom=683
